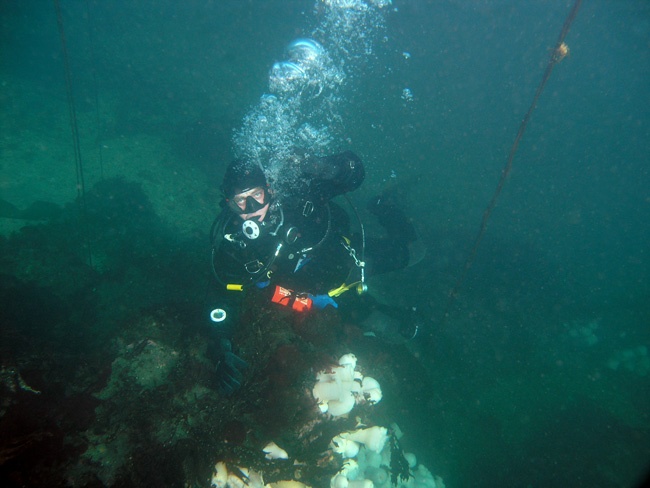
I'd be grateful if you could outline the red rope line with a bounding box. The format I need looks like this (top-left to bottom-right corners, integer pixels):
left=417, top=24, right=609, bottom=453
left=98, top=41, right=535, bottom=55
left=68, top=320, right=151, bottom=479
left=442, top=0, right=583, bottom=322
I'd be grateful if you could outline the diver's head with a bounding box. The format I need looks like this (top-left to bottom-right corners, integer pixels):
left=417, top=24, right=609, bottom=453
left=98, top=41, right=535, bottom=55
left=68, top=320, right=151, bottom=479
left=231, top=186, right=271, bottom=221
left=221, top=159, right=272, bottom=221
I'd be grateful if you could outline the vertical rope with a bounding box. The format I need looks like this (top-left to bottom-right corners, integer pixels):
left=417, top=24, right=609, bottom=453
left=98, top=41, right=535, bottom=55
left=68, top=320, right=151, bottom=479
left=84, top=0, right=105, bottom=180
left=54, top=0, right=93, bottom=267
left=441, top=0, right=583, bottom=324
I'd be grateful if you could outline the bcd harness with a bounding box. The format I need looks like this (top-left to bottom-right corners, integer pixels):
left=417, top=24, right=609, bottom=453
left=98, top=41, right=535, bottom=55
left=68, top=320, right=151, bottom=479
left=211, top=196, right=367, bottom=307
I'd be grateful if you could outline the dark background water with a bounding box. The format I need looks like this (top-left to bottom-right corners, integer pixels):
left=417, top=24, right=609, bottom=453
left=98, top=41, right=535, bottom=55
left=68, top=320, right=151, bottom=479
left=1, top=1, right=648, bottom=487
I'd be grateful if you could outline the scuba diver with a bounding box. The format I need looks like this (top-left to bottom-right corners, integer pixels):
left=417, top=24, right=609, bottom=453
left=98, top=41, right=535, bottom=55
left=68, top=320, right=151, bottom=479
left=209, top=149, right=424, bottom=393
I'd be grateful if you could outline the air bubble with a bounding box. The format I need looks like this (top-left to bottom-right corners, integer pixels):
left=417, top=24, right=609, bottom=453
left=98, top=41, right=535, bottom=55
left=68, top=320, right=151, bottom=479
left=269, top=61, right=307, bottom=95
left=233, top=0, right=392, bottom=199
left=287, top=38, right=324, bottom=65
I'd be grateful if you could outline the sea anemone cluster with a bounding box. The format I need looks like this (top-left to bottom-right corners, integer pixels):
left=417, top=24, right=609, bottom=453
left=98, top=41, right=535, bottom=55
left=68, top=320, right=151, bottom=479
left=312, top=353, right=382, bottom=417
left=210, top=352, right=444, bottom=488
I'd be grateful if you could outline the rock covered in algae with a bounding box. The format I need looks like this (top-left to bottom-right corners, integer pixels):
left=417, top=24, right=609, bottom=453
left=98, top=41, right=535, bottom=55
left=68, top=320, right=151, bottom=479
left=69, top=292, right=437, bottom=487
left=97, top=338, right=179, bottom=397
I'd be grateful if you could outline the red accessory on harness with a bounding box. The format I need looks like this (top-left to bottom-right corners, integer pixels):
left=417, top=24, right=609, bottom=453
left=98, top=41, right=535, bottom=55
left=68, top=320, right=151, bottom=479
left=271, top=285, right=312, bottom=312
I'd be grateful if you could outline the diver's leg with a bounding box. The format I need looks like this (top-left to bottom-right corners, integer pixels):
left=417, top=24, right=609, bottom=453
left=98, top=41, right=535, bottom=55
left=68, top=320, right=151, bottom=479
left=367, top=190, right=426, bottom=269
left=341, top=293, right=420, bottom=342
left=363, top=236, right=410, bottom=277
left=367, top=194, right=418, bottom=243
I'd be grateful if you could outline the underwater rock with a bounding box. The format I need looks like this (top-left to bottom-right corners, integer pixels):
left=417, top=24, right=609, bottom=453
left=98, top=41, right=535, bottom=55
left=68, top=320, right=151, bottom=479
left=60, top=291, right=444, bottom=488
left=97, top=338, right=179, bottom=398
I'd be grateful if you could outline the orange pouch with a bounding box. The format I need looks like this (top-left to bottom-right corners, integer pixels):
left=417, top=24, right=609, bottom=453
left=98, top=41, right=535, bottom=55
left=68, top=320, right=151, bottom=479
left=271, top=285, right=312, bottom=312
left=292, top=295, right=312, bottom=312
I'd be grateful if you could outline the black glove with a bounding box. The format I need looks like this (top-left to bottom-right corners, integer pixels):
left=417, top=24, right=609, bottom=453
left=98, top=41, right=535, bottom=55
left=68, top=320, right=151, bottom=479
left=301, top=151, right=365, bottom=199
left=215, top=338, right=248, bottom=395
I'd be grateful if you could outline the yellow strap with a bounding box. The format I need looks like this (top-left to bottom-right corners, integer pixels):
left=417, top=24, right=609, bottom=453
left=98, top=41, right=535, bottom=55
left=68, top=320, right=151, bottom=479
left=328, top=236, right=361, bottom=298
left=328, top=281, right=360, bottom=298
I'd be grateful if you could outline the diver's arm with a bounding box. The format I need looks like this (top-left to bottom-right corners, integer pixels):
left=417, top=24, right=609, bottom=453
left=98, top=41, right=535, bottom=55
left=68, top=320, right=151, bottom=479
left=206, top=257, right=249, bottom=395
left=210, top=211, right=254, bottom=288
left=301, top=150, right=365, bottom=200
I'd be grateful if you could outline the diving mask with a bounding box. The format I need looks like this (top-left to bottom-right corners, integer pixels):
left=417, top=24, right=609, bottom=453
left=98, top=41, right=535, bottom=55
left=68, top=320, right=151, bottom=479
left=228, top=187, right=269, bottom=214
